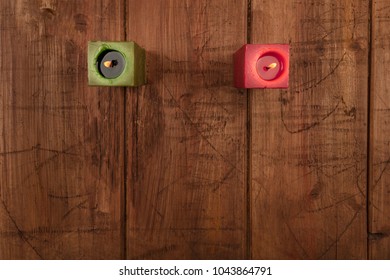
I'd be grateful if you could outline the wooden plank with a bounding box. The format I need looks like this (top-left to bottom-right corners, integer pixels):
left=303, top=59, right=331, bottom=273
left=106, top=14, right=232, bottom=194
left=0, top=0, right=124, bottom=259
left=250, top=0, right=369, bottom=259
left=369, top=0, right=390, bottom=259
left=126, top=0, right=247, bottom=259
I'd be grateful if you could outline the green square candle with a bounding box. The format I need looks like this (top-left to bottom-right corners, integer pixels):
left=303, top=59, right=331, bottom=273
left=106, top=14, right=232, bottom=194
left=88, top=41, right=146, bottom=87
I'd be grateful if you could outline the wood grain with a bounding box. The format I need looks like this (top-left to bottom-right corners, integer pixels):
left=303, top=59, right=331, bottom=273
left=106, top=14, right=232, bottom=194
left=0, top=0, right=381, bottom=260
left=250, top=0, right=369, bottom=259
left=369, top=0, right=390, bottom=259
left=125, top=0, right=248, bottom=259
left=0, top=0, right=124, bottom=259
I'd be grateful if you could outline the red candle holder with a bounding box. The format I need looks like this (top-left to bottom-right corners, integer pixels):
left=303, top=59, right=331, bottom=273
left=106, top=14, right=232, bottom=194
left=234, top=44, right=289, bottom=89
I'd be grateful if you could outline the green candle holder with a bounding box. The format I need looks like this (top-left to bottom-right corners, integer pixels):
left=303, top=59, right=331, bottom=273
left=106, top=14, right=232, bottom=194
left=88, top=41, right=146, bottom=87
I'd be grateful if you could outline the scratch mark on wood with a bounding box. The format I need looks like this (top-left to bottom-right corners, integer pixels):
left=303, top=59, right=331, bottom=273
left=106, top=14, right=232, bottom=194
left=18, top=142, right=85, bottom=185
left=291, top=169, right=316, bottom=183
left=173, top=229, right=200, bottom=259
left=62, top=199, right=89, bottom=220
left=47, top=193, right=91, bottom=199
left=284, top=219, right=309, bottom=259
left=281, top=97, right=341, bottom=134
left=317, top=207, right=362, bottom=259
left=163, top=84, right=242, bottom=173
left=0, top=147, right=35, bottom=156
left=156, top=175, right=187, bottom=196
left=0, top=144, right=79, bottom=157
left=212, top=164, right=236, bottom=192
left=306, top=193, right=360, bottom=213
left=153, top=206, right=163, bottom=218
left=292, top=52, right=347, bottom=94
left=0, top=197, right=43, bottom=259
left=0, top=227, right=117, bottom=235
left=376, top=94, right=390, bottom=110
left=372, top=156, right=390, bottom=191
left=354, top=167, right=366, bottom=199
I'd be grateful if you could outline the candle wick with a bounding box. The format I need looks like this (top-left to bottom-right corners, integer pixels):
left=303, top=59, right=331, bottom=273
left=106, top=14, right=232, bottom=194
left=264, top=62, right=277, bottom=71
left=103, top=60, right=118, bottom=68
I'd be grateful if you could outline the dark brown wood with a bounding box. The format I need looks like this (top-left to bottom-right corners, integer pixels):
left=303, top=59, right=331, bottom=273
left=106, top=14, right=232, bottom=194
left=0, top=0, right=124, bottom=259
left=250, top=0, right=369, bottom=259
left=369, top=0, right=390, bottom=259
left=1, top=0, right=385, bottom=260
left=125, top=0, right=248, bottom=259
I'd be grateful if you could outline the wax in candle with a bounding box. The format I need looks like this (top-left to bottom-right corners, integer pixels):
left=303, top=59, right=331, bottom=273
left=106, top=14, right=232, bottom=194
left=256, top=55, right=282, bottom=81
left=97, top=50, right=125, bottom=79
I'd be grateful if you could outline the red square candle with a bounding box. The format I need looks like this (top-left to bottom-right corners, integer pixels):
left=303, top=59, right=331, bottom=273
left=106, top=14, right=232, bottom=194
left=234, top=44, right=289, bottom=89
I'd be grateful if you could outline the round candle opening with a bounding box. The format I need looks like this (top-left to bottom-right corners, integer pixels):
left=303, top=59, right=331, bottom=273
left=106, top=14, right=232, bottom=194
left=97, top=50, right=125, bottom=79
left=256, top=53, right=284, bottom=81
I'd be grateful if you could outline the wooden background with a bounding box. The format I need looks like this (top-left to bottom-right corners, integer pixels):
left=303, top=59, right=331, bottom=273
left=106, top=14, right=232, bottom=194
left=0, top=0, right=389, bottom=259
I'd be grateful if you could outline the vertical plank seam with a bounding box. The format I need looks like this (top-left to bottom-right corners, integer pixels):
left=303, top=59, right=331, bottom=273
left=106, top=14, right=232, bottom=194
left=246, top=0, right=252, bottom=260
left=367, top=0, right=374, bottom=260
left=123, top=0, right=128, bottom=260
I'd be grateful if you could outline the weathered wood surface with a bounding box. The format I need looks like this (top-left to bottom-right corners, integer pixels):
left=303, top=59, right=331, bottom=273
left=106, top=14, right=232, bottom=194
left=369, top=0, right=390, bottom=259
left=125, top=0, right=248, bottom=259
left=1, top=0, right=389, bottom=260
left=250, top=0, right=369, bottom=259
left=0, top=0, right=124, bottom=259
